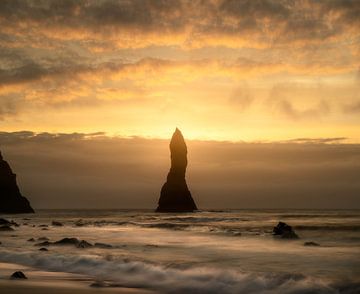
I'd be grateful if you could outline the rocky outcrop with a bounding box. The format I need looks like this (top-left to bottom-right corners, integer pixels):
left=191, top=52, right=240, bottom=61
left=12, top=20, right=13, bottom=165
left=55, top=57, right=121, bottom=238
left=0, top=151, right=34, bottom=214
left=10, top=271, right=27, bottom=279
left=304, top=241, right=320, bottom=246
left=273, top=222, right=299, bottom=239
left=156, top=128, right=198, bottom=212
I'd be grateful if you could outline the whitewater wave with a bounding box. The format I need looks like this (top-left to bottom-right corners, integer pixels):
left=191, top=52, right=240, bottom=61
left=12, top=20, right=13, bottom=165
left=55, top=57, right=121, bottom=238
left=0, top=250, right=358, bottom=293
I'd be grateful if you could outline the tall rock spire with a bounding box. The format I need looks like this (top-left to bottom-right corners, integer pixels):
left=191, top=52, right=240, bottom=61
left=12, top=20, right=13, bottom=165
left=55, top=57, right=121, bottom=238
left=156, top=128, right=198, bottom=212
left=0, top=150, right=34, bottom=213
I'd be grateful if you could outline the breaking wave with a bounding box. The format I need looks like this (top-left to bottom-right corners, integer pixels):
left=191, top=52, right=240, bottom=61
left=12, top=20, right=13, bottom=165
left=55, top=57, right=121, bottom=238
left=0, top=250, right=358, bottom=294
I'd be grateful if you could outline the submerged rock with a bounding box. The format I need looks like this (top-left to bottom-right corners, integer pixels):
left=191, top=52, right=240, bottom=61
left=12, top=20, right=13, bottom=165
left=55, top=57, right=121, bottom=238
left=0, top=151, right=34, bottom=214
left=27, top=238, right=35, bottom=242
left=39, top=247, right=48, bottom=251
left=273, top=222, right=299, bottom=239
left=156, top=128, right=198, bottom=212
left=37, top=237, right=49, bottom=241
left=77, top=240, right=93, bottom=248
left=10, top=271, right=27, bottom=279
left=74, top=219, right=85, bottom=227
left=304, top=241, right=320, bottom=246
left=0, top=218, right=11, bottom=226
left=35, top=241, right=51, bottom=246
left=0, top=225, right=14, bottom=231
left=51, top=221, right=63, bottom=226
left=94, top=242, right=113, bottom=249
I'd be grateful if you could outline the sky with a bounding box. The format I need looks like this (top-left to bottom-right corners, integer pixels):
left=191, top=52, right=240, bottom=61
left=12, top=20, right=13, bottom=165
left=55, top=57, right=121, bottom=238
left=0, top=0, right=359, bottom=142
left=0, top=1, right=359, bottom=209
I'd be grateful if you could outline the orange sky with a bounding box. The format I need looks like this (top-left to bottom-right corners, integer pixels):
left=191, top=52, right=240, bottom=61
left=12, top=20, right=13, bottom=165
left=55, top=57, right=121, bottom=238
left=0, top=0, right=359, bottom=142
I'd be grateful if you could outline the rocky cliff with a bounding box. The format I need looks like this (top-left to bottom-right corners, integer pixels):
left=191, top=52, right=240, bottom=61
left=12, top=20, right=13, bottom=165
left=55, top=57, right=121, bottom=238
left=0, top=151, right=34, bottom=213
left=156, top=128, right=198, bottom=212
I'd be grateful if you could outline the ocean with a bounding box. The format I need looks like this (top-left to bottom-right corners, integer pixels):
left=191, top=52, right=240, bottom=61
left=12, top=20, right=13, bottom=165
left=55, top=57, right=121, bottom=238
left=0, top=209, right=359, bottom=293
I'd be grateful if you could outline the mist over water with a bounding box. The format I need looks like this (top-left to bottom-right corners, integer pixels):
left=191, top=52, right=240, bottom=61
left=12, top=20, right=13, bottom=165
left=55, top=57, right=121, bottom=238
left=0, top=209, right=359, bottom=293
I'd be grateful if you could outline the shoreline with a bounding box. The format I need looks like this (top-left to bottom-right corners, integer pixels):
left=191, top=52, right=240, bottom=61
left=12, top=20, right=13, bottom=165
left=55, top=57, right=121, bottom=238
left=0, top=262, right=154, bottom=294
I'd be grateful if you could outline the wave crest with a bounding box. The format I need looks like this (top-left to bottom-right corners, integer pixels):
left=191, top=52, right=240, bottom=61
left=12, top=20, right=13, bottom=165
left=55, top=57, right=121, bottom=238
left=0, top=250, right=358, bottom=293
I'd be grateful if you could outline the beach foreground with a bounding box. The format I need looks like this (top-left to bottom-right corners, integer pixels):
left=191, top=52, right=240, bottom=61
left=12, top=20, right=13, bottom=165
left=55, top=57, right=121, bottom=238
left=0, top=209, right=359, bottom=293
left=0, top=262, right=153, bottom=294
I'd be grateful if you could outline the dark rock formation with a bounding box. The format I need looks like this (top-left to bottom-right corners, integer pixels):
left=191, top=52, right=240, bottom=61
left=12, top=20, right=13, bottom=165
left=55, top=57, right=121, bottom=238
left=0, top=218, right=11, bottom=225
left=273, top=221, right=299, bottom=239
left=304, top=241, right=320, bottom=246
left=77, top=240, right=93, bottom=248
left=35, top=237, right=94, bottom=249
left=94, top=242, right=113, bottom=249
left=156, top=128, right=198, bottom=212
left=0, top=151, right=34, bottom=213
left=10, top=271, right=27, bottom=279
left=52, top=221, right=63, bottom=226
left=35, top=241, right=51, bottom=246
left=39, top=247, right=48, bottom=251
left=0, top=225, right=14, bottom=231
left=54, top=237, right=80, bottom=245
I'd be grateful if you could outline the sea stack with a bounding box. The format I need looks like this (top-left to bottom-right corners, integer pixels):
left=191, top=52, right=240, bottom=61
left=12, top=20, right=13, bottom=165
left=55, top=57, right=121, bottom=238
left=0, top=151, right=34, bottom=213
left=156, top=128, right=197, bottom=212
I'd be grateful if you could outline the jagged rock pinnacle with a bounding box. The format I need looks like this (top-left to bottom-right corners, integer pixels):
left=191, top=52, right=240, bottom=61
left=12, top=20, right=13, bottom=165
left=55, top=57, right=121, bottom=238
left=0, top=150, right=34, bottom=213
left=156, top=128, right=198, bottom=212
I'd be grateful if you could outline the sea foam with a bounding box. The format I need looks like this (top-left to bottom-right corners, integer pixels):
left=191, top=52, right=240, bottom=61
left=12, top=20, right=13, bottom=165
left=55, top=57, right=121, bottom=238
left=0, top=250, right=358, bottom=294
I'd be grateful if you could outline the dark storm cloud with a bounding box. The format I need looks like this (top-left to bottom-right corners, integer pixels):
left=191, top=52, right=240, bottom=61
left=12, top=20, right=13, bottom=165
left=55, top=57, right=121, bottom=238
left=0, top=0, right=184, bottom=32
left=0, top=131, right=359, bottom=209
left=0, top=0, right=358, bottom=45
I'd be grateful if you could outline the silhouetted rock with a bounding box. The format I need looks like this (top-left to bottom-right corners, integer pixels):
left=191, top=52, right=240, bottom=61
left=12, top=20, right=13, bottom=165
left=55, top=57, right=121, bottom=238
left=54, top=237, right=80, bottom=245
left=304, top=241, right=320, bottom=246
left=77, top=240, right=93, bottom=248
left=39, top=247, right=48, bottom=251
left=273, top=222, right=299, bottom=239
left=156, top=128, right=198, bottom=212
left=0, top=151, right=34, bottom=214
left=27, top=238, right=35, bottom=242
left=10, top=271, right=27, bottom=279
left=52, top=221, right=63, bottom=226
left=0, top=225, right=14, bottom=231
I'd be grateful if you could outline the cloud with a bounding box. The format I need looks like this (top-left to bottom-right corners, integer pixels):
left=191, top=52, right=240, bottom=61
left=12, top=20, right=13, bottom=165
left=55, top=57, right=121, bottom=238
left=0, top=94, right=23, bottom=119
left=267, top=83, right=333, bottom=120
left=228, top=84, right=254, bottom=110
left=343, top=100, right=360, bottom=114
left=276, top=99, right=330, bottom=120
left=0, top=0, right=359, bottom=49
left=282, top=137, right=347, bottom=144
